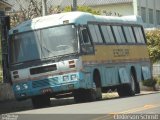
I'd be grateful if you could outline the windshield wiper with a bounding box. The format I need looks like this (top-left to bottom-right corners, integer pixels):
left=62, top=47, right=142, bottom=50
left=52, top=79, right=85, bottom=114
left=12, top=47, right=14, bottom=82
left=57, top=52, right=79, bottom=62
left=42, top=45, right=56, bottom=57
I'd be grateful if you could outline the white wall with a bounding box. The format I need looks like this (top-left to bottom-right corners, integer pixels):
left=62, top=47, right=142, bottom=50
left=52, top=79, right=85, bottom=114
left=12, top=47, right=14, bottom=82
left=91, top=3, right=133, bottom=16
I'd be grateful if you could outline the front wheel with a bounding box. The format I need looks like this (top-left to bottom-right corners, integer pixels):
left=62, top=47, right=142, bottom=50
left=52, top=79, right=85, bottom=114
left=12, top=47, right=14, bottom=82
left=73, top=88, right=102, bottom=103
left=32, top=95, right=51, bottom=108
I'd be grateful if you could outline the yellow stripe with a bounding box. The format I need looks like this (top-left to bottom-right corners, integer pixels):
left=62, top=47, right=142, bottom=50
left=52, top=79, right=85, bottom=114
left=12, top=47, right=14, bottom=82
left=93, top=103, right=160, bottom=120
left=82, top=45, right=149, bottom=63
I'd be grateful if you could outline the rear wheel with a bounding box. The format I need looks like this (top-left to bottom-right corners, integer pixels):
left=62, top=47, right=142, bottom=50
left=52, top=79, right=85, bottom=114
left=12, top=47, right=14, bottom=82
left=117, top=72, right=136, bottom=97
left=74, top=69, right=102, bottom=103
left=32, top=95, right=51, bottom=108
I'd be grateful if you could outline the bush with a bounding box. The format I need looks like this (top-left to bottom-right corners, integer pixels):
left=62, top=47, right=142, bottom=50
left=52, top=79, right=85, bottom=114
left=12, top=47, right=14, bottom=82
left=0, top=70, right=3, bottom=83
left=146, top=29, right=160, bottom=63
left=142, top=79, right=156, bottom=87
left=157, top=79, right=160, bottom=85
left=154, top=76, right=160, bottom=85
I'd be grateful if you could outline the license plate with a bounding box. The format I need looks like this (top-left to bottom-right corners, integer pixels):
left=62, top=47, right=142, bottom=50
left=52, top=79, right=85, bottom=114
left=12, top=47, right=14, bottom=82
left=41, top=88, right=53, bottom=94
left=68, top=84, right=74, bottom=90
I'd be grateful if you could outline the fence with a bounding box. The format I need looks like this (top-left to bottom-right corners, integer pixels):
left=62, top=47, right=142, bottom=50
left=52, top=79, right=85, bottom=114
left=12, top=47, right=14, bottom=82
left=152, top=64, right=160, bottom=77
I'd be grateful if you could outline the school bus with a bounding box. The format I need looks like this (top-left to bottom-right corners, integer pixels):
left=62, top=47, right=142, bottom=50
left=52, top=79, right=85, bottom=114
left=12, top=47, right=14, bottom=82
left=9, top=12, right=152, bottom=108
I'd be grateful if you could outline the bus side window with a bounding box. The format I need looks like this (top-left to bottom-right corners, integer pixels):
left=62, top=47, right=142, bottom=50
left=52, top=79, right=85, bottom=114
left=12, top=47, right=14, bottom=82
left=81, top=28, right=91, bottom=44
left=80, top=27, right=94, bottom=54
left=100, top=25, right=115, bottom=43
left=123, top=26, right=136, bottom=43
left=112, top=26, right=126, bottom=44
left=133, top=27, right=145, bottom=44
left=88, top=24, right=103, bottom=44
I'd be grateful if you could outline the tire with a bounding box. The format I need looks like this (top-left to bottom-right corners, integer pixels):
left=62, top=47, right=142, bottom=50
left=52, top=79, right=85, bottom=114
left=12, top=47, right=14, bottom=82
left=32, top=95, right=51, bottom=108
left=73, top=88, right=101, bottom=103
left=73, top=89, right=94, bottom=103
left=117, top=73, right=136, bottom=97
left=74, top=70, right=102, bottom=103
left=135, top=82, right=140, bottom=94
left=95, top=87, right=102, bottom=100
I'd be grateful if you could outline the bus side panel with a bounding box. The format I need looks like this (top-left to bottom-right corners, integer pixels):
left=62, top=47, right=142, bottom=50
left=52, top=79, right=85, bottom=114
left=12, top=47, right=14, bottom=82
left=103, top=66, right=119, bottom=86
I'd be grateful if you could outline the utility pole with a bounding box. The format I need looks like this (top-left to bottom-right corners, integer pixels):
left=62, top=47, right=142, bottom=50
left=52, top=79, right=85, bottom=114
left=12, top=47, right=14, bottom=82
left=42, top=0, right=47, bottom=16
left=72, top=0, right=77, bottom=11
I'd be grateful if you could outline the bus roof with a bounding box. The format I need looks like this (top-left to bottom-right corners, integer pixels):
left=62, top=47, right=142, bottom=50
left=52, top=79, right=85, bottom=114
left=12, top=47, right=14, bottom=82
left=9, top=11, right=143, bottom=34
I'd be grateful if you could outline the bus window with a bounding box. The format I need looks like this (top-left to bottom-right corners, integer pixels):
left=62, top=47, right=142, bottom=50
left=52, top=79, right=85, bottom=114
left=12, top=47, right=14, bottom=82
left=112, top=26, right=126, bottom=43
left=101, top=25, right=115, bottom=43
left=80, top=27, right=94, bottom=54
left=123, top=26, right=136, bottom=43
left=81, top=28, right=91, bottom=44
left=133, top=27, right=145, bottom=43
left=88, top=24, right=103, bottom=44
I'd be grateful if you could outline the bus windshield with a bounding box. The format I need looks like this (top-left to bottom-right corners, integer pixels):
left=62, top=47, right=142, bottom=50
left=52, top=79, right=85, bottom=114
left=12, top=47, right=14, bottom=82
left=10, top=24, right=78, bottom=64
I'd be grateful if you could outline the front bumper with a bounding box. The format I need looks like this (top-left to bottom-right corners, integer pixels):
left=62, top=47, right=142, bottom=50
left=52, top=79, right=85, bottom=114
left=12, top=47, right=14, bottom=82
left=12, top=72, right=89, bottom=100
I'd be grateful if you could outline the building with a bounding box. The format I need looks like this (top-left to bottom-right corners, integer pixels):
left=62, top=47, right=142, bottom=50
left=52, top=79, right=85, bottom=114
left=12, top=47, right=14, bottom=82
left=6, top=0, right=160, bottom=28
left=0, top=0, right=12, bottom=13
left=89, top=0, right=160, bottom=28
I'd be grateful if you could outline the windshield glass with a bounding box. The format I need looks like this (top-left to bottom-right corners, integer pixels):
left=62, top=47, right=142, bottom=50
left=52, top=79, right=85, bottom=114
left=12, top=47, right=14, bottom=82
left=10, top=24, right=78, bottom=64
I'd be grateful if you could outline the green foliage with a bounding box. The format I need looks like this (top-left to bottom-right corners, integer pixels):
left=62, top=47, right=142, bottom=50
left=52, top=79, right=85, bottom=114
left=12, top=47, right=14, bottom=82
left=157, top=79, right=160, bottom=85
left=0, top=71, right=2, bottom=84
left=0, top=32, right=2, bottom=83
left=142, top=79, right=156, bottom=87
left=154, top=76, right=160, bottom=85
left=146, top=30, right=160, bottom=63
left=64, top=6, right=100, bottom=15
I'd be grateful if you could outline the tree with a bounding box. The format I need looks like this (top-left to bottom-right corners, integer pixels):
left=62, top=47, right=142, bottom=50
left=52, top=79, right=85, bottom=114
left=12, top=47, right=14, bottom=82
left=8, top=0, right=100, bottom=27
left=9, top=0, right=42, bottom=27
left=63, top=6, right=100, bottom=15
left=146, top=30, right=160, bottom=63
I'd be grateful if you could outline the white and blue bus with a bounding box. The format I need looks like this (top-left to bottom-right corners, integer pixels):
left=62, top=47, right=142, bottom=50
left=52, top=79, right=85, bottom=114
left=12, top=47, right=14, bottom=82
left=9, top=12, right=152, bottom=108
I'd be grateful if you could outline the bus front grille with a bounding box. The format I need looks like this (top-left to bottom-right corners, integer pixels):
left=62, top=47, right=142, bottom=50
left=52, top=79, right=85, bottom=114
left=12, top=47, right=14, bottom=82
left=32, top=77, right=59, bottom=88
left=30, top=64, right=57, bottom=75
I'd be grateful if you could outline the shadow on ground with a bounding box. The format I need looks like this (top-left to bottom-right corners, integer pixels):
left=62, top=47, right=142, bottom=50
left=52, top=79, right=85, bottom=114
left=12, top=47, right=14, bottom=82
left=0, top=91, right=159, bottom=114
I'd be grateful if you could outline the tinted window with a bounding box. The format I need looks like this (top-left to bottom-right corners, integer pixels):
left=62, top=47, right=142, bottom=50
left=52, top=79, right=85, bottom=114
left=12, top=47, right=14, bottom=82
left=133, top=27, right=145, bottom=43
left=112, top=26, right=126, bottom=43
left=101, top=25, right=115, bottom=43
left=88, top=24, right=103, bottom=43
left=123, top=26, right=136, bottom=43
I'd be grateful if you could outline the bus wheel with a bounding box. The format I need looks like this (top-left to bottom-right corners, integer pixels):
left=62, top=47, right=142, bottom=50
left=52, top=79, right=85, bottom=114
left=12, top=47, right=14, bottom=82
left=32, top=95, right=51, bottom=108
left=93, top=70, right=102, bottom=100
left=117, top=72, right=136, bottom=97
left=73, top=89, right=98, bottom=103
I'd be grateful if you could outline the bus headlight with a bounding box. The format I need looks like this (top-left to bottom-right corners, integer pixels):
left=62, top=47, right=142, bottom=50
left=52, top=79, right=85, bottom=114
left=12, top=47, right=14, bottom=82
left=71, top=74, right=77, bottom=80
left=15, top=85, right=21, bottom=91
left=63, top=76, right=69, bottom=81
left=23, top=84, right=28, bottom=89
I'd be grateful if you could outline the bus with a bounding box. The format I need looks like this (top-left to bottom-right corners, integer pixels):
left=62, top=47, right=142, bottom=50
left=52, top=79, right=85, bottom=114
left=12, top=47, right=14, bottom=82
left=9, top=11, right=152, bottom=108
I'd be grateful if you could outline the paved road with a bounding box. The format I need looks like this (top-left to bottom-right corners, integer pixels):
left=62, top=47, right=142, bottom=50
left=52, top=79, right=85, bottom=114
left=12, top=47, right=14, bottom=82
left=1, top=91, right=159, bottom=120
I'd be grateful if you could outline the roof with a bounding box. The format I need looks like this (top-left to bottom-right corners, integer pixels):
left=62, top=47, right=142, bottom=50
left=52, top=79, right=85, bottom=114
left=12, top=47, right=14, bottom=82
left=9, top=11, right=143, bottom=34
left=7, top=0, right=133, bottom=11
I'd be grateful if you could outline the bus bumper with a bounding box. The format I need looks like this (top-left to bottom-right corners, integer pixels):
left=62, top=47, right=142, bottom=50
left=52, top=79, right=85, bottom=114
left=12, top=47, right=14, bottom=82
left=12, top=72, right=91, bottom=100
